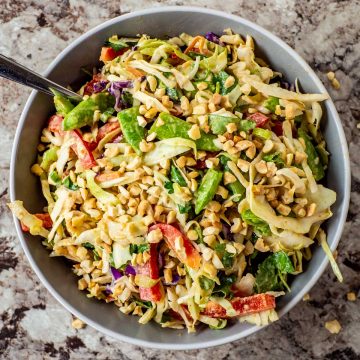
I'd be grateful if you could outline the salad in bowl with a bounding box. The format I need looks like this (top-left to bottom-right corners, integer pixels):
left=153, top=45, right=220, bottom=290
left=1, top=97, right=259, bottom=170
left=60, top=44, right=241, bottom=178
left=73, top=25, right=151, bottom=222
left=9, top=29, right=341, bottom=332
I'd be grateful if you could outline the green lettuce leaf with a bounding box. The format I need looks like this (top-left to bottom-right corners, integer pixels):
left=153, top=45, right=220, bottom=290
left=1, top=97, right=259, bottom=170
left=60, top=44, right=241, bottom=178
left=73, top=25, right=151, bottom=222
left=255, top=251, right=294, bottom=293
left=241, top=209, right=271, bottom=236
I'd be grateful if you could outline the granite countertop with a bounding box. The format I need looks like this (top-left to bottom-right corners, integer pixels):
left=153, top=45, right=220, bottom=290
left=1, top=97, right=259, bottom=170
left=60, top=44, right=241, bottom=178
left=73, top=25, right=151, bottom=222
left=1, top=1, right=359, bottom=359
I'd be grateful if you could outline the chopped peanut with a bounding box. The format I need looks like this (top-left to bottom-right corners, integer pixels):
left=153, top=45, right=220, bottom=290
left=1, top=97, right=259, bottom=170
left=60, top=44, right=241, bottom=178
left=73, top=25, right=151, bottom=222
left=187, top=229, right=199, bottom=241
left=164, top=268, right=173, bottom=284
left=262, top=139, right=274, bottom=153
left=216, top=186, right=229, bottom=199
left=78, top=278, right=88, bottom=290
left=332, top=78, right=341, bottom=90
left=212, top=93, right=222, bottom=105
left=196, top=82, right=208, bottom=91
left=276, top=203, right=292, bottom=216
left=186, top=157, right=197, bottom=166
left=188, top=124, right=201, bottom=140
left=237, top=158, right=250, bottom=172
left=139, top=105, right=147, bottom=115
left=154, top=88, right=166, bottom=98
left=193, top=103, right=207, bottom=115
left=203, top=226, right=220, bottom=236
left=226, top=122, right=237, bottom=134
left=326, top=71, right=335, bottom=81
left=148, top=228, right=163, bottom=243
left=224, top=171, right=237, bottom=185
left=203, top=235, right=216, bottom=247
left=231, top=218, right=242, bottom=233
left=347, top=292, right=357, bottom=301
left=224, top=76, right=235, bottom=88
left=255, top=160, right=268, bottom=174
left=144, top=107, right=158, bottom=119
left=244, top=241, right=254, bottom=256
left=72, top=318, right=85, bottom=329
left=137, top=115, right=147, bottom=127
left=180, top=96, right=190, bottom=112
left=167, top=210, right=177, bottom=224
left=176, top=156, right=187, bottom=168
left=147, top=75, right=157, bottom=92
left=307, top=203, right=317, bottom=217
left=139, top=140, right=154, bottom=153
left=190, top=178, right=198, bottom=192
left=295, top=151, right=307, bottom=164
left=254, top=238, right=270, bottom=252
left=325, top=320, right=341, bottom=334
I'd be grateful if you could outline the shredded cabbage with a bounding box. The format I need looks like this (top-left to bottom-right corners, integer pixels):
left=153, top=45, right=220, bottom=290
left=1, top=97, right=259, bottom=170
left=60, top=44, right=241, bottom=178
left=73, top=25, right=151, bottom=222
left=85, top=170, right=119, bottom=205
left=171, top=68, right=195, bottom=91
left=135, top=275, right=160, bottom=288
left=201, top=46, right=228, bottom=73
left=74, top=228, right=101, bottom=245
left=305, top=184, right=336, bottom=213
left=239, top=309, right=279, bottom=326
left=133, top=91, right=169, bottom=113
left=8, top=201, right=49, bottom=237
left=241, top=75, right=329, bottom=102
left=99, top=172, right=139, bottom=189
left=130, top=60, right=176, bottom=88
left=265, top=230, right=314, bottom=251
left=317, top=229, right=343, bottom=282
left=112, top=242, right=132, bottom=268
left=143, top=138, right=196, bottom=166
left=249, top=191, right=332, bottom=234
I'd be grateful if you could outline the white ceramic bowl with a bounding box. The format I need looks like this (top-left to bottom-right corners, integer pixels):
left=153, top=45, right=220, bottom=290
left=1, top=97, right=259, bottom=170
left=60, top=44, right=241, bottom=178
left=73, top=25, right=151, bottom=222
left=10, top=6, right=350, bottom=350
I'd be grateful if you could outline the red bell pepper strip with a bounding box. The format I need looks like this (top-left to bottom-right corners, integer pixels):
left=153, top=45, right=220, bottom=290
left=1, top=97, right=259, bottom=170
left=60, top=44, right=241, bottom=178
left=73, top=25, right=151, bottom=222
left=47, top=115, right=96, bottom=168
left=96, top=120, right=120, bottom=143
left=272, top=121, right=283, bottom=136
left=21, top=213, right=52, bottom=232
left=100, top=47, right=128, bottom=62
left=71, top=130, right=97, bottom=169
left=248, top=112, right=269, bottom=128
left=136, top=244, right=163, bottom=302
left=202, top=294, right=276, bottom=318
left=48, top=115, right=64, bottom=133
left=149, top=224, right=201, bottom=270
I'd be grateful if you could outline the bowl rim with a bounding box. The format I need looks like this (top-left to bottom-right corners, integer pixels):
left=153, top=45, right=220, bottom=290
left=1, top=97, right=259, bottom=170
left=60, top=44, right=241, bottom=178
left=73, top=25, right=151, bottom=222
left=9, top=5, right=351, bottom=350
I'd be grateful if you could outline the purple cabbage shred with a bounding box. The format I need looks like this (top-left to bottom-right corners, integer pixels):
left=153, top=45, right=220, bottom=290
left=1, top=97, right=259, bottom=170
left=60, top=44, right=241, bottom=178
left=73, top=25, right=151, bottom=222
left=108, top=81, right=133, bottom=111
left=164, top=274, right=180, bottom=285
left=110, top=80, right=133, bottom=90
left=125, top=264, right=136, bottom=276
left=104, top=285, right=113, bottom=295
left=110, top=267, right=123, bottom=280
left=158, top=253, right=164, bottom=269
left=205, top=32, right=224, bottom=46
left=93, top=80, right=108, bottom=93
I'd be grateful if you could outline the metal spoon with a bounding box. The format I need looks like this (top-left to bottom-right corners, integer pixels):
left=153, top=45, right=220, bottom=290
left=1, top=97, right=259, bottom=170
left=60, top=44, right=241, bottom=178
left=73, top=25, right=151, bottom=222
left=0, top=54, right=83, bottom=102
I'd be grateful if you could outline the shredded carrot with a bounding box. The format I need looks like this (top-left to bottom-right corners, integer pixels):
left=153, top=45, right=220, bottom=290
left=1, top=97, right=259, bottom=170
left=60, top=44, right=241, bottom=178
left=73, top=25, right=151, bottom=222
left=184, top=36, right=206, bottom=54
left=126, top=65, right=145, bottom=78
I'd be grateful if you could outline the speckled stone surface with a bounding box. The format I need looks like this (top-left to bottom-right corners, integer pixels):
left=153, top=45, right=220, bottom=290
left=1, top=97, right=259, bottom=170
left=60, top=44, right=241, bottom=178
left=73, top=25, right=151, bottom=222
left=0, top=1, right=359, bottom=359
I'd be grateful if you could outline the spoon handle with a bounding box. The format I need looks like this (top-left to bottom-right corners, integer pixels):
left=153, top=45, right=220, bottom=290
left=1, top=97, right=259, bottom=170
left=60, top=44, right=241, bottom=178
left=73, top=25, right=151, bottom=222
left=0, top=54, right=82, bottom=101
